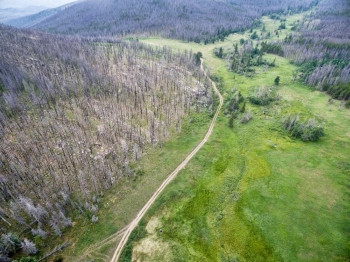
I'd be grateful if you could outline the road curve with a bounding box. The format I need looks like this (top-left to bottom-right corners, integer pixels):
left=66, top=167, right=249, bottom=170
left=110, top=59, right=223, bottom=262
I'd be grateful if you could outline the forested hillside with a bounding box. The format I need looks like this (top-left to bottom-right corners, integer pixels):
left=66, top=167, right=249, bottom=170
left=282, top=0, right=350, bottom=92
left=34, top=0, right=316, bottom=42
left=0, top=25, right=211, bottom=261
left=220, top=0, right=349, bottom=102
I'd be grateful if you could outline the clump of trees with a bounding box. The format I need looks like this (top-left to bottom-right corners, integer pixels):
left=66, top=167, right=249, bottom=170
left=228, top=42, right=276, bottom=75
left=282, top=114, right=325, bottom=141
left=249, top=86, right=278, bottom=106
left=224, top=86, right=250, bottom=127
left=214, top=47, right=224, bottom=58
left=0, top=233, right=37, bottom=261
left=261, top=42, right=284, bottom=56
left=322, top=82, right=350, bottom=101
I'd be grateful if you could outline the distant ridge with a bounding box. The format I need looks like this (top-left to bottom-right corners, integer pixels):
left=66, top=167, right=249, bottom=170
left=0, top=6, right=47, bottom=23
left=4, top=1, right=82, bottom=28
left=33, top=0, right=316, bottom=42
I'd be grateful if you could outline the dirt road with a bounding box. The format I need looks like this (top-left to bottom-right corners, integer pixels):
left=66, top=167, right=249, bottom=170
left=110, top=60, right=223, bottom=262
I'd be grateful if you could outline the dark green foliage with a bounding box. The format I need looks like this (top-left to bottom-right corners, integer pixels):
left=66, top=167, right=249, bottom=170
left=240, top=101, right=246, bottom=113
left=261, top=41, right=284, bottom=56
left=230, top=43, right=277, bottom=74
left=248, top=86, right=276, bottom=106
left=295, top=58, right=349, bottom=88
left=228, top=113, right=235, bottom=128
left=225, top=89, right=246, bottom=127
left=345, top=100, right=350, bottom=108
left=274, top=76, right=280, bottom=85
left=195, top=52, right=203, bottom=65
left=20, top=257, right=38, bottom=262
left=251, top=31, right=258, bottom=40
left=225, top=91, right=244, bottom=114
left=0, top=233, right=21, bottom=256
left=214, top=47, right=223, bottom=58
left=283, top=115, right=325, bottom=142
left=0, top=82, right=5, bottom=95
left=234, top=43, right=239, bottom=54
left=324, top=82, right=350, bottom=100
left=240, top=38, right=245, bottom=45
left=278, top=23, right=286, bottom=30
left=269, top=14, right=280, bottom=20
left=54, top=256, right=64, bottom=262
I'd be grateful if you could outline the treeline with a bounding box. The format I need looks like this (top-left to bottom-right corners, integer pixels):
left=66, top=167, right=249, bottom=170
left=0, top=25, right=212, bottom=261
left=33, top=0, right=316, bottom=43
left=282, top=0, right=350, bottom=98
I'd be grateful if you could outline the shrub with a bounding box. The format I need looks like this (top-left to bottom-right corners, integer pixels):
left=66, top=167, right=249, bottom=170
left=91, top=215, right=99, bottom=223
left=282, top=114, right=325, bottom=142
left=228, top=113, right=235, bottom=128
left=21, top=239, right=37, bottom=255
left=261, top=42, right=284, bottom=56
left=0, top=233, right=21, bottom=256
left=240, top=112, right=252, bottom=124
left=214, top=47, right=223, bottom=58
left=274, top=76, right=280, bottom=85
left=251, top=31, right=258, bottom=40
left=54, top=256, right=64, bottom=262
left=278, top=23, right=286, bottom=30
left=327, top=82, right=350, bottom=100
left=225, top=91, right=244, bottom=114
left=345, top=100, right=350, bottom=108
left=249, top=86, right=276, bottom=106
left=195, top=52, right=203, bottom=65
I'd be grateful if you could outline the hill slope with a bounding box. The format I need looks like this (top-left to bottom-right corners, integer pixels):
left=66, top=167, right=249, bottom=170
left=0, top=25, right=212, bottom=261
left=4, top=1, right=82, bottom=28
left=34, top=0, right=316, bottom=42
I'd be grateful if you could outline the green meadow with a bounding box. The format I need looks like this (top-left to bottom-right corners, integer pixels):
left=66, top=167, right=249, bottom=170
left=48, top=11, right=349, bottom=262
left=121, top=12, right=350, bottom=261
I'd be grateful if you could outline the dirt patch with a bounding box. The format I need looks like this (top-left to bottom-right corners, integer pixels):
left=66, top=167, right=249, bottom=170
left=132, top=235, right=172, bottom=262
left=146, top=216, right=161, bottom=234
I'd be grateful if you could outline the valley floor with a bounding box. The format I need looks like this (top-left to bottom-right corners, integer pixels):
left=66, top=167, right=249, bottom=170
left=124, top=13, right=350, bottom=262
left=53, top=11, right=349, bottom=262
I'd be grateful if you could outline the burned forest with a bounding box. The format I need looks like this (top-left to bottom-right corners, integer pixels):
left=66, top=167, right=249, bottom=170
left=0, top=25, right=212, bottom=257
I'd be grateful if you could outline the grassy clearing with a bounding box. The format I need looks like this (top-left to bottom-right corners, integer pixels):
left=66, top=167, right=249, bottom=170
left=127, top=12, right=350, bottom=261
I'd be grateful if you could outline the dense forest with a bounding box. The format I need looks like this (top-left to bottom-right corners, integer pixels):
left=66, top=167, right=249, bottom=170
left=34, top=0, right=317, bottom=42
left=282, top=0, right=350, bottom=92
left=0, top=25, right=212, bottom=261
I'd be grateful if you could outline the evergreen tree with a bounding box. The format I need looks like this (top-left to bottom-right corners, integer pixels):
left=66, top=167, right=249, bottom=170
left=228, top=113, right=235, bottom=128
left=274, top=76, right=280, bottom=85
left=195, top=52, right=203, bottom=65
